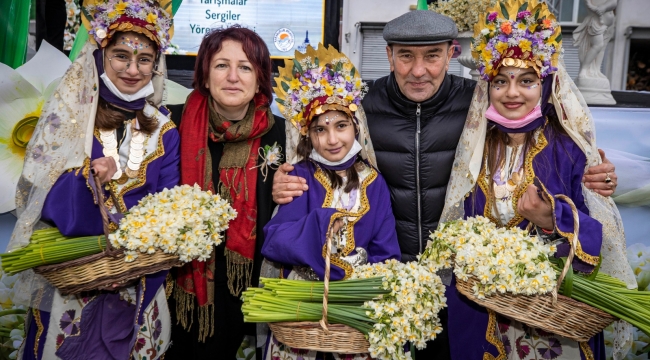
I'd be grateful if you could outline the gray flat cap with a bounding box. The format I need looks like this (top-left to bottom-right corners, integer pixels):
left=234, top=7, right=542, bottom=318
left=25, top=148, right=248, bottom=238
left=383, top=10, right=458, bottom=45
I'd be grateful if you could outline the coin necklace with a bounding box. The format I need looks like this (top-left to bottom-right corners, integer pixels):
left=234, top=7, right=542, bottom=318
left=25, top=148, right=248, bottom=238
left=99, top=119, right=145, bottom=183
left=492, top=144, right=524, bottom=200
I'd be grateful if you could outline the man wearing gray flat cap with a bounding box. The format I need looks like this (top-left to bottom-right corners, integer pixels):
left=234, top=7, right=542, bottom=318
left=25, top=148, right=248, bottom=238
left=272, top=9, right=473, bottom=359
left=271, top=8, right=619, bottom=360
left=363, top=9, right=474, bottom=359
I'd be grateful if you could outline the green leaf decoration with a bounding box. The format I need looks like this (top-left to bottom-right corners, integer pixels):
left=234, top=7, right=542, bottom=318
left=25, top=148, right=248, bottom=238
left=555, top=33, right=563, bottom=43
left=283, top=76, right=292, bottom=81
left=281, top=81, right=290, bottom=92
left=534, top=8, right=540, bottom=20
left=517, top=2, right=528, bottom=15
left=586, top=255, right=603, bottom=281
left=275, top=98, right=285, bottom=106
left=350, top=67, right=356, bottom=78
left=315, top=57, right=319, bottom=67
left=292, top=58, right=303, bottom=74
left=334, top=62, right=342, bottom=73
left=500, top=2, right=510, bottom=20
left=141, top=326, right=147, bottom=332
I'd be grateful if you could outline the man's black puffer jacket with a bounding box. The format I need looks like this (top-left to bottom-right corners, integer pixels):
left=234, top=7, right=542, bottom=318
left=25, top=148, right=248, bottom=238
left=364, top=72, right=476, bottom=261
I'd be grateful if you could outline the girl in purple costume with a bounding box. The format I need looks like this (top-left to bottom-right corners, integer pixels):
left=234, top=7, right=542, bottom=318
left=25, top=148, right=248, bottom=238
left=260, top=45, right=401, bottom=360
left=438, top=0, right=636, bottom=359
left=9, top=1, right=179, bottom=358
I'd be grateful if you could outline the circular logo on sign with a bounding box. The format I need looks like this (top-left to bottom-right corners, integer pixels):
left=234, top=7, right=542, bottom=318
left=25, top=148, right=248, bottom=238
left=274, top=28, right=295, bottom=52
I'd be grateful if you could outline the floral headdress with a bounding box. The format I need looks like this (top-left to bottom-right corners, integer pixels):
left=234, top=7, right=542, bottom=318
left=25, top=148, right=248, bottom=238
left=471, top=0, right=562, bottom=81
left=274, top=44, right=368, bottom=136
left=81, top=0, right=173, bottom=52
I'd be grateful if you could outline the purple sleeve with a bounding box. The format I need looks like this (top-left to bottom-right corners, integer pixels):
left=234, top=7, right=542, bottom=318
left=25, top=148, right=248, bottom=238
left=156, top=128, right=180, bottom=191
left=41, top=167, right=104, bottom=237
left=366, top=175, right=401, bottom=263
left=550, top=148, right=602, bottom=273
left=261, top=190, right=343, bottom=280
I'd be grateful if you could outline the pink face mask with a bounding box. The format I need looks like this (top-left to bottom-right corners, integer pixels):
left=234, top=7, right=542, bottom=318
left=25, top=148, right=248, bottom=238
left=485, top=104, right=543, bottom=129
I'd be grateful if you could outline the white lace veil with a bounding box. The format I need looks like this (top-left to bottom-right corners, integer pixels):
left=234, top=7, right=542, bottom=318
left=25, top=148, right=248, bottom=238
left=439, top=60, right=637, bottom=358
left=8, top=41, right=168, bottom=310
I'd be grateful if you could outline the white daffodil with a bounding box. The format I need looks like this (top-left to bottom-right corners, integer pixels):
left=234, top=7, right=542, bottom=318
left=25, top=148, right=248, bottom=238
left=0, top=41, right=71, bottom=213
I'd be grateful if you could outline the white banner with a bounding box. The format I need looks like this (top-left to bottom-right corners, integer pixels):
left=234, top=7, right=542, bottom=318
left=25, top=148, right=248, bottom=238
left=168, top=0, right=325, bottom=58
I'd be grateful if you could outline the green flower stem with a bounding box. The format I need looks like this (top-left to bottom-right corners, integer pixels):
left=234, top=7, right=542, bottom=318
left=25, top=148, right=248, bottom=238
left=0, top=309, right=27, bottom=317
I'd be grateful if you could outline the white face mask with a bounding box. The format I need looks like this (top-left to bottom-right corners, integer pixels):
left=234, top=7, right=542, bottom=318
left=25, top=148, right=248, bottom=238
left=309, top=139, right=363, bottom=166
left=100, top=72, right=154, bottom=102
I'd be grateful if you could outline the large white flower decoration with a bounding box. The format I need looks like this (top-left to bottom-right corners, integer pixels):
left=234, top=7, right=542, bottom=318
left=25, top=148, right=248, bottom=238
left=0, top=41, right=71, bottom=213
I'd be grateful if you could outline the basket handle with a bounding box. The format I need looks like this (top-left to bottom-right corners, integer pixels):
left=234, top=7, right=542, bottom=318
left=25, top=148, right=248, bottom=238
left=319, top=223, right=337, bottom=334
left=552, top=194, right=580, bottom=306
left=90, top=174, right=122, bottom=256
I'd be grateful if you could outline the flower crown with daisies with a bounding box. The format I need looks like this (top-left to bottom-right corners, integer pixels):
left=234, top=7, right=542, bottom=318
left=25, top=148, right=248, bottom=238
left=274, top=44, right=368, bottom=136
left=471, top=0, right=562, bottom=81
left=81, top=0, right=173, bottom=52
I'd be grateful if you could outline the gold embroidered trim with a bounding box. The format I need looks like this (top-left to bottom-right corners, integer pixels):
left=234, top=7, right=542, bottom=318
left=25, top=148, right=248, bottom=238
left=478, top=129, right=548, bottom=228
left=315, top=164, right=378, bottom=280
left=580, top=341, right=595, bottom=360
left=33, top=309, right=43, bottom=357
left=483, top=309, right=506, bottom=360
left=537, top=181, right=599, bottom=267
left=314, top=167, right=335, bottom=209
left=165, top=272, right=174, bottom=299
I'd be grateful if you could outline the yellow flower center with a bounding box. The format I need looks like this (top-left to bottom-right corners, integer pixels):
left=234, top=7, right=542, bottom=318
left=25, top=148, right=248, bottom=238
left=12, top=116, right=38, bottom=148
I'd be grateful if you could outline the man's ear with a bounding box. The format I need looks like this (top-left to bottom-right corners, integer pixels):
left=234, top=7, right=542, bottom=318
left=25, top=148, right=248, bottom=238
left=386, top=45, right=395, bottom=72
left=445, top=42, right=455, bottom=72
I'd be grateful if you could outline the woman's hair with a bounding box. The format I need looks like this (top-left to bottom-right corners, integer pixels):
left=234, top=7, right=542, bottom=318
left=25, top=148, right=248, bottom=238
left=483, top=112, right=570, bottom=216
left=296, top=116, right=361, bottom=193
left=95, top=98, right=159, bottom=134
left=193, top=25, right=273, bottom=104
left=96, top=32, right=159, bottom=134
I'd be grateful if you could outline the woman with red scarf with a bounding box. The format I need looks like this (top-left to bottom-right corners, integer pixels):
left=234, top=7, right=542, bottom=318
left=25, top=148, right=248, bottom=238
left=166, top=26, right=285, bottom=358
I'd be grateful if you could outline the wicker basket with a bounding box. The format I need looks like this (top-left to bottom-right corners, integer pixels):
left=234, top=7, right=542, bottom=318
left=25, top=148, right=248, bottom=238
left=456, top=277, right=615, bottom=342
left=34, top=175, right=183, bottom=295
left=267, top=228, right=370, bottom=353
left=456, top=193, right=616, bottom=342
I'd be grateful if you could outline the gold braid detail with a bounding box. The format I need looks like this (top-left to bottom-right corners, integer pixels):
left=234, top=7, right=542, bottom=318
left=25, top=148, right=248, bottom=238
left=315, top=164, right=378, bottom=279
left=580, top=341, right=595, bottom=360
left=541, top=184, right=600, bottom=266
left=33, top=309, right=43, bottom=357
left=483, top=309, right=506, bottom=360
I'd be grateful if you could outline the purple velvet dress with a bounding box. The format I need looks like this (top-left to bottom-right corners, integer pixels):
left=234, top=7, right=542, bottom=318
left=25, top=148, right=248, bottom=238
left=447, top=126, right=605, bottom=360
left=261, top=160, right=401, bottom=359
left=262, top=161, right=401, bottom=281
left=22, top=112, right=180, bottom=360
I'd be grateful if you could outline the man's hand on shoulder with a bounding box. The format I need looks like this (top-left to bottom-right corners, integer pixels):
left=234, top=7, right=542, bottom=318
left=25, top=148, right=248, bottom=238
left=583, top=149, right=617, bottom=197
left=272, top=163, right=309, bottom=205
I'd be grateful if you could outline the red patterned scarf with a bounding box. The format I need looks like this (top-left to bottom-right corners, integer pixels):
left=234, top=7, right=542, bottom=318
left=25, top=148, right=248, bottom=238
left=175, top=90, right=273, bottom=341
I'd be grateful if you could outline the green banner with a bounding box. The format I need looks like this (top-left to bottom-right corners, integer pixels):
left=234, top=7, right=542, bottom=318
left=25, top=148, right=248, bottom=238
left=0, top=0, right=32, bottom=69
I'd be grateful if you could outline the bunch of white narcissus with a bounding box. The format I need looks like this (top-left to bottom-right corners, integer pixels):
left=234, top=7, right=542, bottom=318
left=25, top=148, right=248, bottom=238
left=424, top=216, right=558, bottom=299
left=0, top=271, right=25, bottom=359
left=108, top=184, right=237, bottom=263
left=352, top=259, right=446, bottom=360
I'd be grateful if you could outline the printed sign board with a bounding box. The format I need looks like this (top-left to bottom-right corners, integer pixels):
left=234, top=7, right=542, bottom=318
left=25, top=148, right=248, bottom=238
left=169, top=0, right=325, bottom=58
